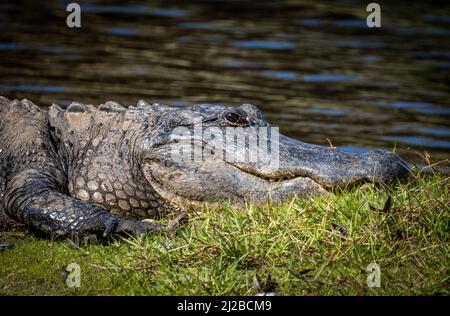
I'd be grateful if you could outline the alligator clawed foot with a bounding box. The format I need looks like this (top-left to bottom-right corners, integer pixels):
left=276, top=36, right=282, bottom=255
left=164, top=211, right=189, bottom=235
left=141, top=211, right=189, bottom=236
left=114, top=217, right=165, bottom=239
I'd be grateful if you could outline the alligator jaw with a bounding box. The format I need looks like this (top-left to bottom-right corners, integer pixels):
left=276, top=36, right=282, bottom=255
left=226, top=134, right=410, bottom=190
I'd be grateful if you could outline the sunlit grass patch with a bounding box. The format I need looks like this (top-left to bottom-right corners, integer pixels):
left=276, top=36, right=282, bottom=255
left=0, top=170, right=448, bottom=295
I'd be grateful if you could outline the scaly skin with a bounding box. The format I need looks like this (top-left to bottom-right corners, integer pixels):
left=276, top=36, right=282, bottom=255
left=0, top=97, right=182, bottom=240
left=0, top=96, right=409, bottom=240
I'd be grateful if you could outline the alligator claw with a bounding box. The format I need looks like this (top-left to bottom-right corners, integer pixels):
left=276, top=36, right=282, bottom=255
left=165, top=211, right=189, bottom=234
left=114, top=217, right=165, bottom=238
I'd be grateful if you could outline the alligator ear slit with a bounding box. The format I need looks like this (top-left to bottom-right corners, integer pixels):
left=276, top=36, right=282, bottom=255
left=239, top=103, right=264, bottom=119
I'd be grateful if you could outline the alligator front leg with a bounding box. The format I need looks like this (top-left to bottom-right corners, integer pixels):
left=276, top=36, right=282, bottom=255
left=1, top=98, right=187, bottom=241
left=3, top=169, right=177, bottom=240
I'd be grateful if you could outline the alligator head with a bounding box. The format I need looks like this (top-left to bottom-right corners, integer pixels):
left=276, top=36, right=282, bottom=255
left=139, top=102, right=410, bottom=209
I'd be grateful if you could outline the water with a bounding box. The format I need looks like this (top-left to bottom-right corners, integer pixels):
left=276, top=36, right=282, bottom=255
left=0, top=0, right=449, bottom=165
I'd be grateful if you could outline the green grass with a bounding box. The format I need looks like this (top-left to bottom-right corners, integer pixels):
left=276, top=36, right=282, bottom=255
left=0, top=170, right=448, bottom=295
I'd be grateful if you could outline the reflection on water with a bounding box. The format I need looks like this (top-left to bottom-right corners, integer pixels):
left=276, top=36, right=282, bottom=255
left=301, top=74, right=360, bottom=82
left=80, top=3, right=188, bottom=17
left=106, top=27, right=138, bottom=37
left=0, top=0, right=449, bottom=165
left=0, top=84, right=69, bottom=93
left=234, top=41, right=297, bottom=50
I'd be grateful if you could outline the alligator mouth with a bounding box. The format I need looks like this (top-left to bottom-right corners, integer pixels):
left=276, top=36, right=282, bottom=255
left=226, top=161, right=324, bottom=185
left=226, top=156, right=409, bottom=194
left=224, top=135, right=411, bottom=192
left=223, top=160, right=329, bottom=201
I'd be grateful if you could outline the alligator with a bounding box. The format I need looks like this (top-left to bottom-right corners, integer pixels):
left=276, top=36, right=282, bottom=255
left=0, top=96, right=409, bottom=240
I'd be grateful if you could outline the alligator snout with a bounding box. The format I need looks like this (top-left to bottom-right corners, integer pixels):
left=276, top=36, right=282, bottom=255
left=231, top=134, right=410, bottom=190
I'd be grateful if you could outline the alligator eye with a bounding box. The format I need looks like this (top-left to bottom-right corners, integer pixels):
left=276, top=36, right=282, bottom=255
left=224, top=112, right=248, bottom=126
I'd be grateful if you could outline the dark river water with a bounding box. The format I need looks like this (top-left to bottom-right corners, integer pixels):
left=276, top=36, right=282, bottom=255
left=0, top=0, right=449, bottom=166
